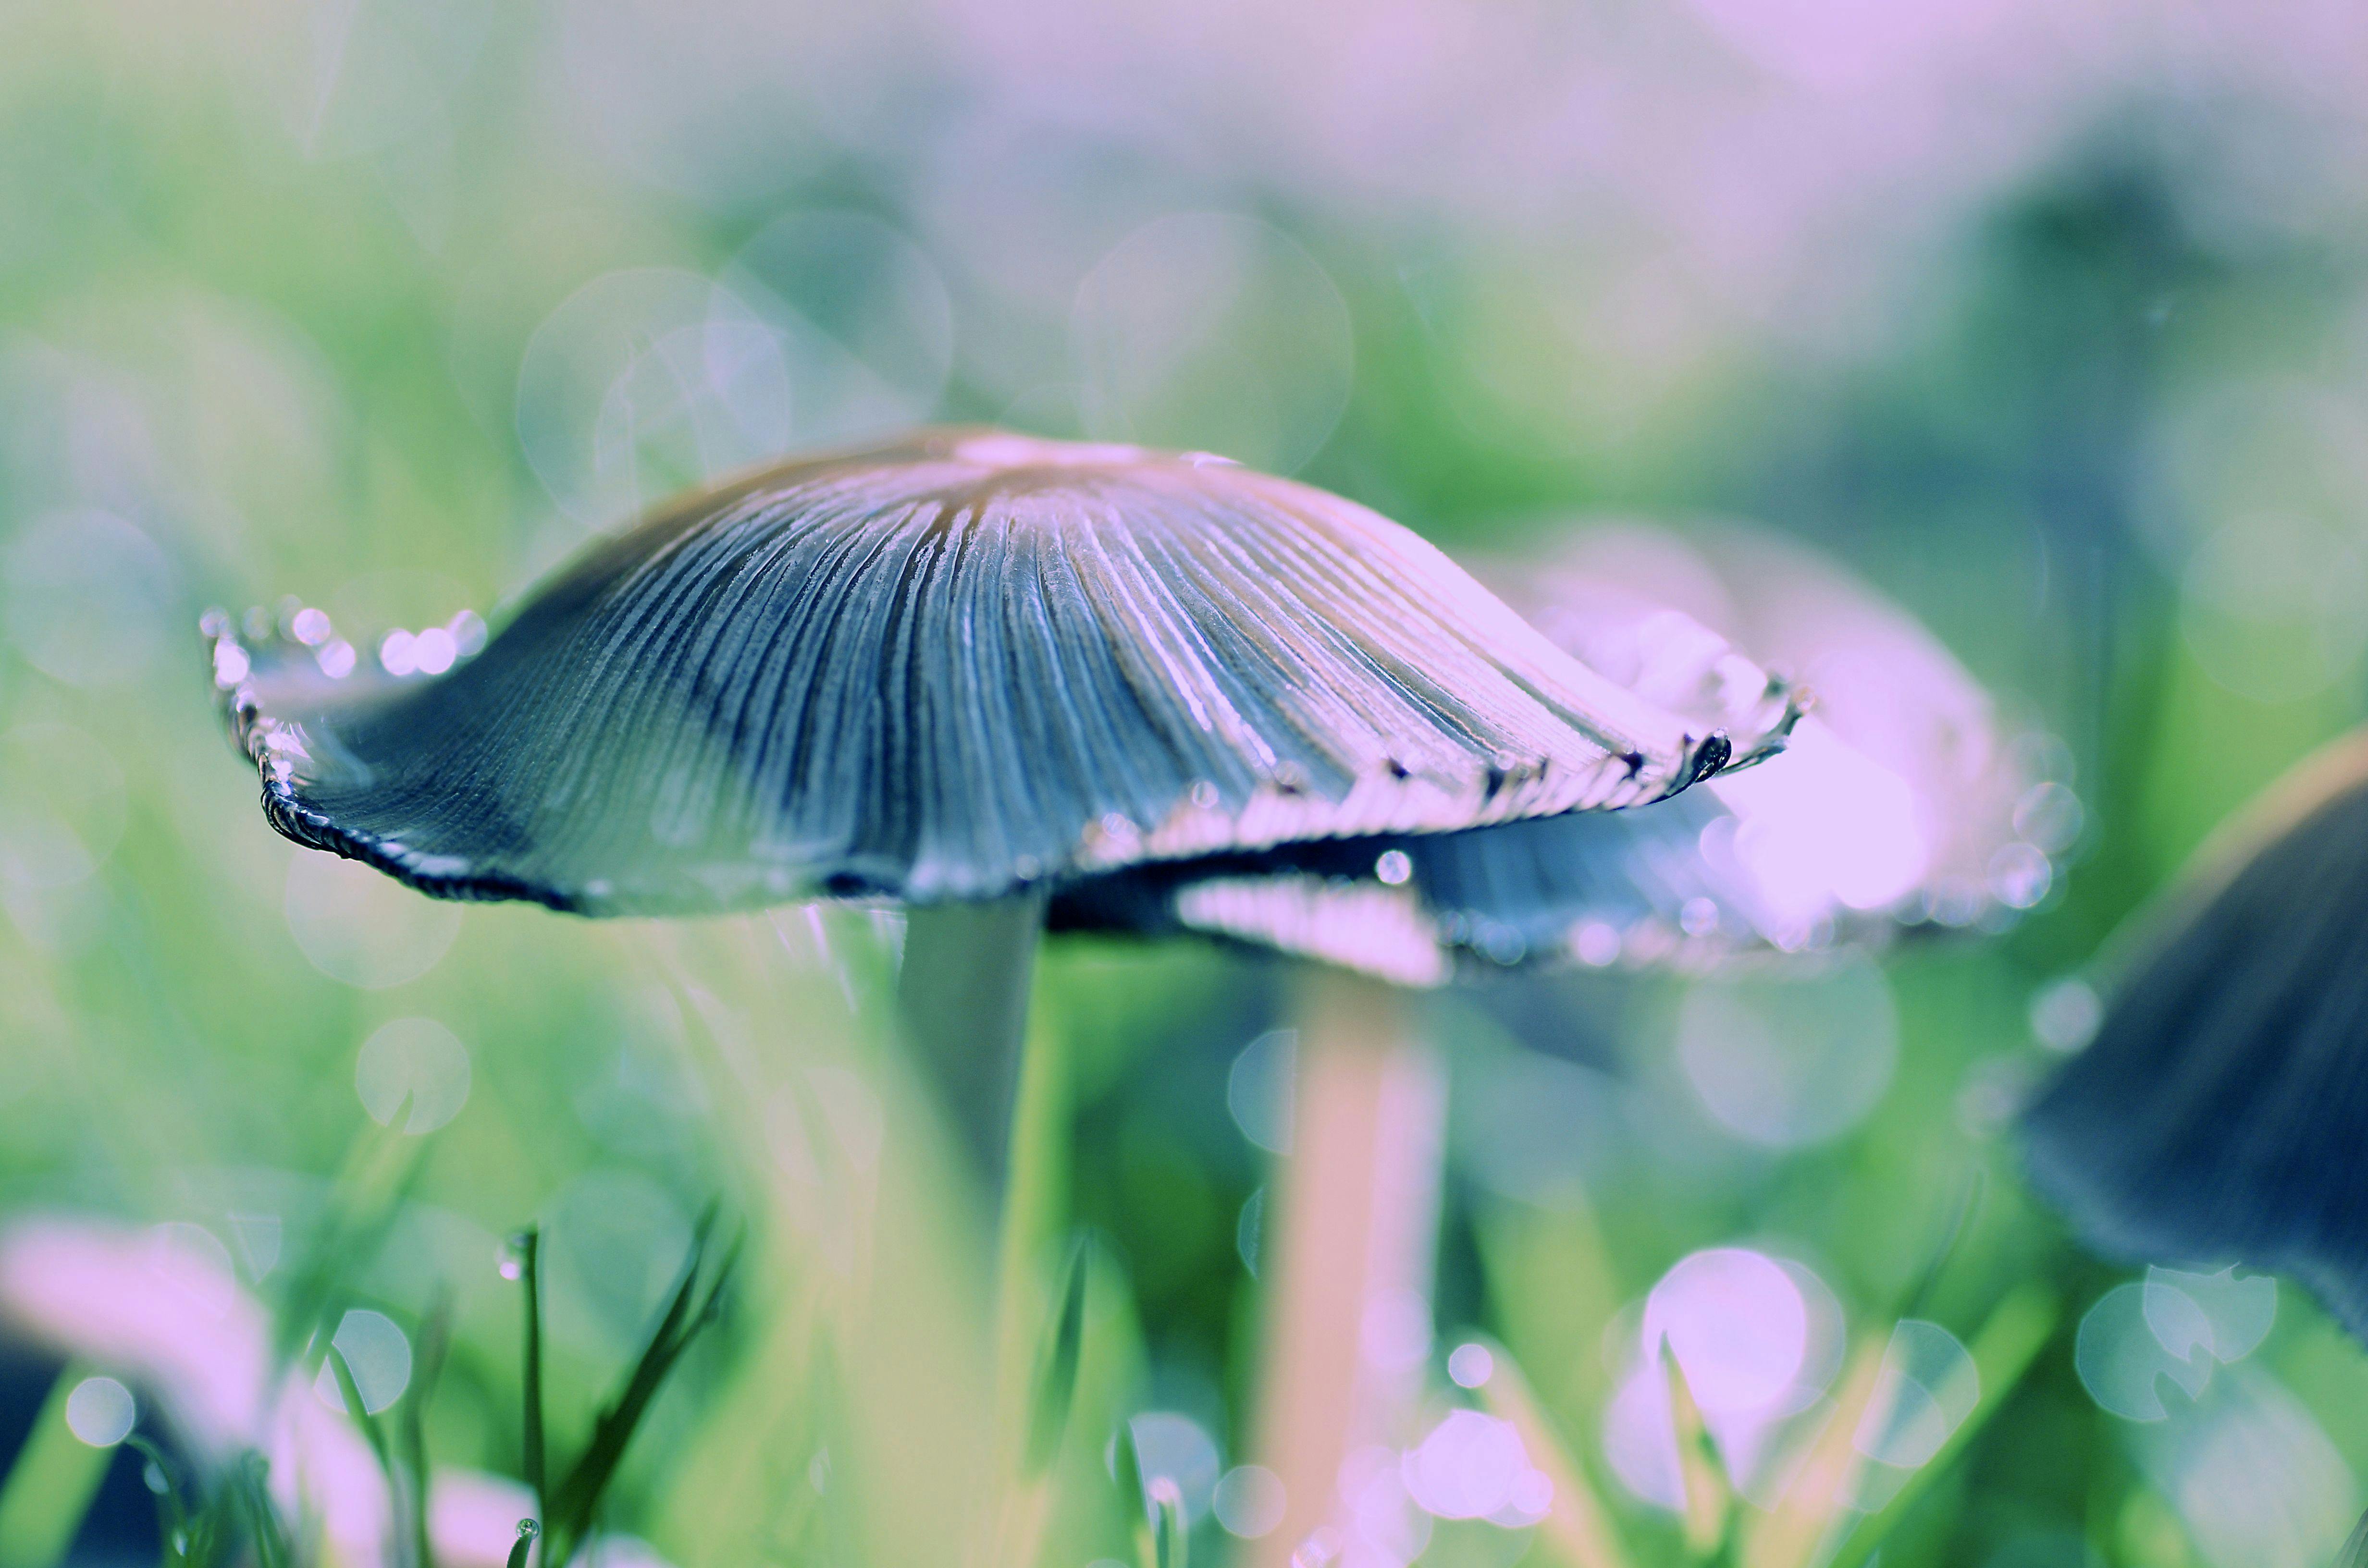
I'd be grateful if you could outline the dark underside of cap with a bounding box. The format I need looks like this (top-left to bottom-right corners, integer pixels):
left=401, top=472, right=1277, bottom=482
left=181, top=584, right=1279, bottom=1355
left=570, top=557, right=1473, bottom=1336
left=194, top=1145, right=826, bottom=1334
left=1049, top=787, right=1775, bottom=980
left=220, top=432, right=1754, bottom=916
left=2022, top=765, right=2368, bottom=1343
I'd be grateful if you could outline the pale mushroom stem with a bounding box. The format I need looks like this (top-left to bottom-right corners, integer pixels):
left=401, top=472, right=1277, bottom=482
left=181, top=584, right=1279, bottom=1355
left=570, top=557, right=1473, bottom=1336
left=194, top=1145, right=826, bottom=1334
left=896, top=889, right=1051, bottom=1194
left=1251, top=969, right=1447, bottom=1568
left=895, top=885, right=1070, bottom=1488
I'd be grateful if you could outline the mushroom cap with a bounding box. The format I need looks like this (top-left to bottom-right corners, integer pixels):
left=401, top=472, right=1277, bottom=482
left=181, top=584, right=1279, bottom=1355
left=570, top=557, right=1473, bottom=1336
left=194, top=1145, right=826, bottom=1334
left=208, top=430, right=1746, bottom=916
left=2023, top=733, right=2368, bottom=1342
left=1055, top=519, right=2047, bottom=983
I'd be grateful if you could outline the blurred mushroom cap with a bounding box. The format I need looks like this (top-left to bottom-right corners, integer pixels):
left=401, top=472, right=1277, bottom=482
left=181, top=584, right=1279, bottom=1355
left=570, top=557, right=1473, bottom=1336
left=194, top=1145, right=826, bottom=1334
left=207, top=430, right=1750, bottom=916
left=2023, top=733, right=2368, bottom=1342
left=1055, top=518, right=2052, bottom=982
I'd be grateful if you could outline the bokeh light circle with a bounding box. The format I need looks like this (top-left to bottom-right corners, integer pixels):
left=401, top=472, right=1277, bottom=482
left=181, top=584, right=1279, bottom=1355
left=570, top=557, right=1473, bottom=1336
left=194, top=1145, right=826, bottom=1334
left=1212, top=1464, right=1286, bottom=1538
left=724, top=210, right=955, bottom=442
left=517, top=267, right=793, bottom=524
left=3, top=509, right=178, bottom=686
left=65, top=1376, right=136, bottom=1446
left=312, top=1308, right=413, bottom=1414
left=1227, top=1029, right=1296, bottom=1154
left=1072, top=213, right=1352, bottom=474
left=284, top=852, right=462, bottom=989
left=1401, top=1409, right=1530, bottom=1520
left=1642, top=1248, right=1809, bottom=1415
left=0, top=723, right=127, bottom=891
left=1676, top=955, right=1899, bottom=1148
left=356, top=1017, right=472, bottom=1133
left=1127, top=1411, right=1222, bottom=1524
left=2178, top=515, right=2368, bottom=703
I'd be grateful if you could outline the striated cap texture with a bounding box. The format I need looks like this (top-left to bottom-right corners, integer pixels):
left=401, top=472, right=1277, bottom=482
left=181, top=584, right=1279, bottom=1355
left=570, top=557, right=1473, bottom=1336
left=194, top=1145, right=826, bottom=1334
left=1049, top=572, right=1797, bottom=983
left=207, top=430, right=1749, bottom=916
left=1055, top=519, right=2061, bottom=984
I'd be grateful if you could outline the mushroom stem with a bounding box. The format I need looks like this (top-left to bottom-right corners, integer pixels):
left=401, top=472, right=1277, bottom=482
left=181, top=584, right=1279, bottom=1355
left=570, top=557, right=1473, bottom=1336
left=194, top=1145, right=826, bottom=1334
left=896, top=888, right=1051, bottom=1195
left=1250, top=970, right=1446, bottom=1568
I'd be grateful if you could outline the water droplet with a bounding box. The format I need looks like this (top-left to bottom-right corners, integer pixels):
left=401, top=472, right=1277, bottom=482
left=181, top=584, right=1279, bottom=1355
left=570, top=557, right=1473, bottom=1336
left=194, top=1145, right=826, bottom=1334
left=449, top=609, right=488, bottom=657
left=1374, top=848, right=1413, bottom=886
left=499, top=1230, right=531, bottom=1280
left=412, top=625, right=458, bottom=676
left=380, top=629, right=419, bottom=676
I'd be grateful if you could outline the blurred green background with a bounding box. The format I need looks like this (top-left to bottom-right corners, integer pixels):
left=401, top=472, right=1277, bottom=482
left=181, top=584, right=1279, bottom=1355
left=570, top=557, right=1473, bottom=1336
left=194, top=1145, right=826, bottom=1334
left=7, top=1, right=2368, bottom=1565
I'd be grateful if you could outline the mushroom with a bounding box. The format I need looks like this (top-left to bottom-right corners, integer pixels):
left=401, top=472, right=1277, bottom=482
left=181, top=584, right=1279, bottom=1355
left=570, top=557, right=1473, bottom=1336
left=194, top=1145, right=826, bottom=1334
left=2022, top=731, right=2368, bottom=1341
left=203, top=430, right=1751, bottom=1200
left=1054, top=518, right=2059, bottom=983
left=1050, top=565, right=1788, bottom=1566
left=1054, top=519, right=2054, bottom=1565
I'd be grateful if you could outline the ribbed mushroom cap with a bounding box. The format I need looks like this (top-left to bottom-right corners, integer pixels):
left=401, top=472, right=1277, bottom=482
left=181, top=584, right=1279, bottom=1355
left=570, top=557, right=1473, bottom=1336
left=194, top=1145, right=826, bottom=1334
left=207, top=430, right=1744, bottom=916
left=2023, top=734, right=2368, bottom=1341
left=1054, top=520, right=2049, bottom=983
left=1049, top=569, right=1795, bottom=983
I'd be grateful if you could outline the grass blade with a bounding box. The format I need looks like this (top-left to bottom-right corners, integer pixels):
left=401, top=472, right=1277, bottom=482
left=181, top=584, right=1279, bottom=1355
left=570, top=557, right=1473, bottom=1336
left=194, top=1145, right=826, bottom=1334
left=403, top=1294, right=454, bottom=1568
left=1147, top=1478, right=1187, bottom=1568
left=1662, top=1342, right=1729, bottom=1561
left=991, top=1236, right=1093, bottom=1568
left=505, top=1519, right=540, bottom=1568
left=1737, top=1337, right=1888, bottom=1568
left=275, top=1095, right=428, bottom=1368
left=1470, top=1337, right=1633, bottom=1568
left=516, top=1227, right=548, bottom=1533
left=0, top=1363, right=114, bottom=1568
left=1819, top=1286, right=2059, bottom=1568
left=123, top=1436, right=188, bottom=1567
left=2336, top=1507, right=2368, bottom=1568
left=1898, top=1170, right=1986, bottom=1324
left=228, top=1454, right=291, bottom=1568
left=328, top=1346, right=395, bottom=1479
left=549, top=1209, right=742, bottom=1557
left=1024, top=1237, right=1090, bottom=1477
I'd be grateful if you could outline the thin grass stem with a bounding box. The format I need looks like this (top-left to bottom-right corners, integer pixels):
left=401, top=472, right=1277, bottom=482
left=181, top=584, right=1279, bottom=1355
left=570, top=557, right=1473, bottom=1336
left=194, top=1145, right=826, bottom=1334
left=0, top=1361, right=112, bottom=1568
